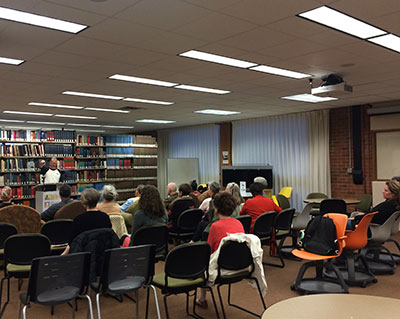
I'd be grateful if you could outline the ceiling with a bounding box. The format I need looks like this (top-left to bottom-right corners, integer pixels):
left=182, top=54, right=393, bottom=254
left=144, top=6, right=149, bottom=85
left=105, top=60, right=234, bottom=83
left=1, top=0, right=400, bottom=134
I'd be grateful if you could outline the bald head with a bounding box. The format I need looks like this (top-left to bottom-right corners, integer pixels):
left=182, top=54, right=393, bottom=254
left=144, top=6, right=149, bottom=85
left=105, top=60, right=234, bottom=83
left=167, top=182, right=177, bottom=195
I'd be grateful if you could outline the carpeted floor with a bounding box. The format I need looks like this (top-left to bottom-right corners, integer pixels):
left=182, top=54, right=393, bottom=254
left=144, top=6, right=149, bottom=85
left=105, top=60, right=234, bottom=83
left=3, top=233, right=400, bottom=318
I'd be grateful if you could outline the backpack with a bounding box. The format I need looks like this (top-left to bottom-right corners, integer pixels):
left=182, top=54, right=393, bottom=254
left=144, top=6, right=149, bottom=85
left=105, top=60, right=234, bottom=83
left=299, top=216, right=339, bottom=255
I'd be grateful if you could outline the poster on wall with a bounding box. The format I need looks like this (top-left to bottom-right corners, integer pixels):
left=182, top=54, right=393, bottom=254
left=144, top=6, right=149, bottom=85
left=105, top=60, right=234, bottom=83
left=43, top=191, right=60, bottom=209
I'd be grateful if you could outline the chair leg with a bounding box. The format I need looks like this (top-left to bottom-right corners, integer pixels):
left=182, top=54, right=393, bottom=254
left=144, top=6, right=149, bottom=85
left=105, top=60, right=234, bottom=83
left=95, top=292, right=102, bottom=319
left=22, top=305, right=28, bottom=319
left=135, top=290, right=139, bottom=319
left=163, top=294, right=170, bottom=319
left=84, top=294, right=94, bottom=319
left=227, top=281, right=265, bottom=317
left=216, top=285, right=227, bottom=319
left=263, top=240, right=285, bottom=268
left=325, top=261, right=348, bottom=293
left=0, top=276, right=10, bottom=317
left=206, top=286, right=220, bottom=319
left=146, top=285, right=161, bottom=319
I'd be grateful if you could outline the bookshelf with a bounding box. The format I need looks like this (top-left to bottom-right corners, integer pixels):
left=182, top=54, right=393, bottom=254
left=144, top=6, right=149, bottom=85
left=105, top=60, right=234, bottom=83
left=0, top=129, right=157, bottom=207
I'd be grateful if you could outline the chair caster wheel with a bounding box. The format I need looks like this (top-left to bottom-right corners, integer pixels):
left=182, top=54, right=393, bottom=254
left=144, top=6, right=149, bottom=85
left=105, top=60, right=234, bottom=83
left=290, top=284, right=296, bottom=291
left=361, top=283, right=366, bottom=288
left=372, top=279, right=378, bottom=283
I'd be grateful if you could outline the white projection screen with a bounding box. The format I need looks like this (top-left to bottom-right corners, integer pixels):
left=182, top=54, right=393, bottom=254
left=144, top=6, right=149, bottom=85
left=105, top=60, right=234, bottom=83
left=167, top=158, right=199, bottom=187
left=376, top=131, right=400, bottom=179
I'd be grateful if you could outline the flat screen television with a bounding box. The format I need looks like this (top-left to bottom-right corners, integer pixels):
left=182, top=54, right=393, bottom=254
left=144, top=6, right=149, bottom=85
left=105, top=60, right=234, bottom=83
left=222, top=165, right=273, bottom=190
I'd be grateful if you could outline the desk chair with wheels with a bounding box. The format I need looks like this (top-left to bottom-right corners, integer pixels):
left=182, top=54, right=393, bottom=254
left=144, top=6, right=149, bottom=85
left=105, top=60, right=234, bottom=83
left=361, top=211, right=400, bottom=275
left=236, top=215, right=251, bottom=234
left=91, top=245, right=160, bottom=319
left=40, top=219, right=73, bottom=255
left=19, top=252, right=93, bottom=319
left=252, top=211, right=280, bottom=267
left=291, top=213, right=349, bottom=295
left=381, top=213, right=400, bottom=264
left=0, top=234, right=50, bottom=316
left=151, top=242, right=218, bottom=319
left=168, top=208, right=202, bottom=245
left=215, top=241, right=266, bottom=319
left=130, top=224, right=169, bottom=262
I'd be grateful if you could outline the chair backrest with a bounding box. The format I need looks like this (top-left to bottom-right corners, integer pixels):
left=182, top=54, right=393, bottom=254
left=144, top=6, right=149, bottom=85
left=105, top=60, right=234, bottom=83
left=27, top=252, right=90, bottom=304
left=253, top=211, right=277, bottom=238
left=323, top=213, right=348, bottom=255
left=369, top=211, right=400, bottom=244
left=292, top=203, right=313, bottom=231
left=217, top=241, right=253, bottom=274
left=306, top=192, right=328, bottom=199
left=54, top=201, right=85, bottom=220
left=0, top=223, right=18, bottom=250
left=164, top=242, right=210, bottom=281
left=109, top=214, right=128, bottom=239
left=279, top=187, right=292, bottom=198
left=391, top=212, right=400, bottom=236
left=345, top=212, right=377, bottom=250
left=40, top=219, right=73, bottom=245
left=0, top=205, right=41, bottom=233
left=355, top=194, right=372, bottom=212
left=236, top=215, right=252, bottom=234
left=99, top=245, right=155, bottom=291
left=177, top=208, right=202, bottom=232
left=276, top=194, right=291, bottom=210
left=130, top=224, right=169, bottom=261
left=274, top=208, right=296, bottom=232
left=320, top=199, right=347, bottom=215
left=4, top=234, right=50, bottom=266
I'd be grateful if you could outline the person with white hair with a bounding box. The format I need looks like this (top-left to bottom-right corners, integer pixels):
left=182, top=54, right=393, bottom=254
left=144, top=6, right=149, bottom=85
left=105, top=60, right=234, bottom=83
left=164, top=182, right=178, bottom=209
left=254, top=176, right=268, bottom=188
left=96, top=184, right=121, bottom=216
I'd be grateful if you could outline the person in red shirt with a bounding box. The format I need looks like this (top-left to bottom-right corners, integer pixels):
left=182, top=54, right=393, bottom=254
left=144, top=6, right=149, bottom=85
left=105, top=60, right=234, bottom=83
left=240, top=182, right=282, bottom=231
left=196, top=192, right=244, bottom=308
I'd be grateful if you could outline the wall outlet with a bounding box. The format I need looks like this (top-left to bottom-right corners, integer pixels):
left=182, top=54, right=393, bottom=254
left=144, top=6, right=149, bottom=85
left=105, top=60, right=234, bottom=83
left=347, top=167, right=353, bottom=174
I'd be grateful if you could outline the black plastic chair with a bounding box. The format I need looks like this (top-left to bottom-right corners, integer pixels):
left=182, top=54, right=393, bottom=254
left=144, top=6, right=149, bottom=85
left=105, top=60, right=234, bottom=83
left=91, top=245, right=160, bottom=319
left=168, top=208, right=203, bottom=245
left=0, top=223, right=18, bottom=268
left=319, top=199, right=347, bottom=216
left=130, top=224, right=169, bottom=262
left=151, top=242, right=218, bottom=319
left=215, top=241, right=266, bottom=319
left=276, top=194, right=290, bottom=210
left=40, top=219, right=73, bottom=255
left=19, top=252, right=93, bottom=319
left=236, top=215, right=251, bottom=234
left=0, top=234, right=50, bottom=316
left=252, top=211, right=280, bottom=267
left=274, top=208, right=296, bottom=265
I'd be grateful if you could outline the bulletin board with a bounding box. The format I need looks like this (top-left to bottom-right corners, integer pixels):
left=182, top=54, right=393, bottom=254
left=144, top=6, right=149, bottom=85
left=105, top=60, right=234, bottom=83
left=376, top=131, right=400, bottom=179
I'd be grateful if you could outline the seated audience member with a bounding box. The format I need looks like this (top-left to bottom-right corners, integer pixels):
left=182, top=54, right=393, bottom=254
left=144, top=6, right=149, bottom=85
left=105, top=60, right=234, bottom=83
left=240, top=182, right=282, bottom=231
left=225, top=182, right=245, bottom=217
left=197, top=184, right=208, bottom=194
left=0, top=186, right=14, bottom=209
left=130, top=185, right=168, bottom=238
left=120, top=184, right=144, bottom=212
left=168, top=183, right=196, bottom=232
left=199, top=182, right=220, bottom=219
left=349, top=180, right=400, bottom=229
left=97, top=185, right=121, bottom=216
left=164, top=182, right=178, bottom=209
left=121, top=185, right=144, bottom=232
left=40, top=184, right=74, bottom=222
left=62, top=188, right=111, bottom=255
left=196, top=192, right=245, bottom=308
left=198, top=184, right=210, bottom=204
left=189, top=180, right=201, bottom=208
left=254, top=176, right=268, bottom=188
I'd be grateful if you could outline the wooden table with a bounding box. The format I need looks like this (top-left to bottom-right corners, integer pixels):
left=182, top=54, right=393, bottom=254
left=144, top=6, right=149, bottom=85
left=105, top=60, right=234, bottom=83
left=303, top=198, right=360, bottom=205
left=262, top=294, right=400, bottom=319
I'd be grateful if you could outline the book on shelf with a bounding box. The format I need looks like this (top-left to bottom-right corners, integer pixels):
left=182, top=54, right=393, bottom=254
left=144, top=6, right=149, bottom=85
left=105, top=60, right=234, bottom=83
left=104, top=135, right=134, bottom=145
left=77, top=134, right=103, bottom=146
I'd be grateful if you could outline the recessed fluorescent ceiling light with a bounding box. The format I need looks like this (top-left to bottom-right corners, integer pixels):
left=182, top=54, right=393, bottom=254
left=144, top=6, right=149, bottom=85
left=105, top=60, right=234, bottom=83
left=3, top=110, right=52, bottom=116
left=62, top=91, right=123, bottom=100
left=175, top=85, right=230, bottom=95
left=179, top=50, right=257, bottom=68
left=103, top=125, right=134, bottom=129
left=28, top=102, right=84, bottom=109
left=54, top=114, right=97, bottom=119
left=136, top=119, right=176, bottom=124
left=0, top=6, right=87, bottom=34
left=75, top=129, right=105, bottom=133
left=368, top=34, right=400, bottom=53
left=250, top=65, right=310, bottom=79
left=195, top=109, right=241, bottom=115
left=123, top=97, right=174, bottom=105
left=109, top=74, right=178, bottom=87
left=67, top=123, right=102, bottom=127
left=0, top=56, right=24, bottom=65
left=282, top=93, right=338, bottom=103
left=84, top=107, right=129, bottom=113
left=298, top=6, right=386, bottom=39
left=0, top=119, right=25, bottom=123
left=27, top=121, right=65, bottom=125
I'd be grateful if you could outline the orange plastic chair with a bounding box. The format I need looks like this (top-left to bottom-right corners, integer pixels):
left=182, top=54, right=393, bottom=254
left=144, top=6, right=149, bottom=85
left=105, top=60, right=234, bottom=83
left=338, top=212, right=377, bottom=287
left=290, top=213, right=348, bottom=294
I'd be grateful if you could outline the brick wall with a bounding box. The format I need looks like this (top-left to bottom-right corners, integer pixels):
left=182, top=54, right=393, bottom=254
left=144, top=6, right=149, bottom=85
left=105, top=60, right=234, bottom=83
left=329, top=106, right=375, bottom=203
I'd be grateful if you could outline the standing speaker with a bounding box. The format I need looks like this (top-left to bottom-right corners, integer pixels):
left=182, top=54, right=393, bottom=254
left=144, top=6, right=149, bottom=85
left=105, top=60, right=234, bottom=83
left=352, top=106, right=363, bottom=184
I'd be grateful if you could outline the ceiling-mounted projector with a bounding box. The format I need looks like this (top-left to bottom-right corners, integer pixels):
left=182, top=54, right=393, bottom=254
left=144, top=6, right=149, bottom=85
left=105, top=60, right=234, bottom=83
left=311, top=74, right=353, bottom=97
